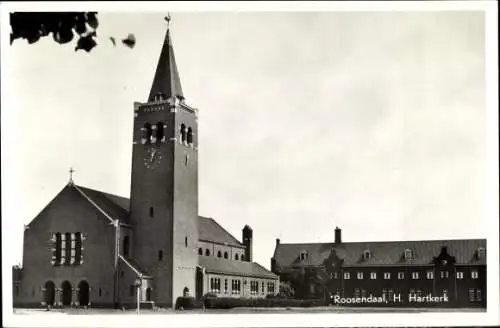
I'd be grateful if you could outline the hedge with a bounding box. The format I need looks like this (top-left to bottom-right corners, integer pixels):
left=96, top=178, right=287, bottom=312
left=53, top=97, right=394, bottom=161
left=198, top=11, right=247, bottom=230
left=203, top=297, right=326, bottom=309
left=175, top=296, right=204, bottom=310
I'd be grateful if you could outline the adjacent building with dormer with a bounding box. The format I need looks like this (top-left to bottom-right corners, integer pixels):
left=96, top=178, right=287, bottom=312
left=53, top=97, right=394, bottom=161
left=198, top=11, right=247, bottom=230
left=271, top=227, right=486, bottom=307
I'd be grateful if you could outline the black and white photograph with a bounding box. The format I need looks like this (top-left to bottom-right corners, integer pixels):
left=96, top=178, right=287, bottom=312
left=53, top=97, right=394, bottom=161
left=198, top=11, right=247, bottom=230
left=1, top=1, right=498, bottom=327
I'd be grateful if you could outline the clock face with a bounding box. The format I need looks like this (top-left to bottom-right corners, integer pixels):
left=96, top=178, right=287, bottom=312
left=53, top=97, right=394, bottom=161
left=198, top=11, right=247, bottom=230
left=143, top=146, right=163, bottom=170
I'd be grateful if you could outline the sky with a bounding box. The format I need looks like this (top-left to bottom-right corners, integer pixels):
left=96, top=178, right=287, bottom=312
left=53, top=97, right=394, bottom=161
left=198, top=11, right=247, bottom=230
left=0, top=9, right=494, bottom=273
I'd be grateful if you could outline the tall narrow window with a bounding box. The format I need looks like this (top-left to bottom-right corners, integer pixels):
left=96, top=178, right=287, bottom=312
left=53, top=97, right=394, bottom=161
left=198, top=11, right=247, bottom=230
left=60, top=233, right=66, bottom=265
left=70, top=233, right=76, bottom=265
left=235, top=254, right=239, bottom=261
left=151, top=124, right=158, bottom=143
left=223, top=252, right=228, bottom=259
left=198, top=248, right=203, bottom=255
left=149, top=207, right=154, bottom=218
left=55, top=233, right=62, bottom=265
left=217, top=251, right=222, bottom=258
left=75, top=232, right=82, bottom=264
left=187, top=127, right=193, bottom=145
left=205, top=249, right=210, bottom=256
left=180, top=124, right=186, bottom=143
left=65, top=233, right=71, bottom=264
left=156, top=122, right=165, bottom=143
left=143, top=123, right=152, bottom=144
left=158, top=250, right=163, bottom=261
left=185, top=237, right=188, bottom=248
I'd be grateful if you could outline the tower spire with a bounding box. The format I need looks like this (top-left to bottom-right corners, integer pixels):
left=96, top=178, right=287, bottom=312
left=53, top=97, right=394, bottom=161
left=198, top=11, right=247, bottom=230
left=148, top=14, right=184, bottom=103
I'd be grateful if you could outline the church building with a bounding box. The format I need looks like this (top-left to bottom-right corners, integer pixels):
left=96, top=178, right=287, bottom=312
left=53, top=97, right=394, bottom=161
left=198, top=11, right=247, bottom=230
left=12, top=21, right=279, bottom=310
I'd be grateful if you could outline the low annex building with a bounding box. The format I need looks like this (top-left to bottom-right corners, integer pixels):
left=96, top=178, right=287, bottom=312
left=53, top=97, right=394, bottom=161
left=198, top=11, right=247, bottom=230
left=271, top=227, right=486, bottom=308
left=12, top=21, right=278, bottom=310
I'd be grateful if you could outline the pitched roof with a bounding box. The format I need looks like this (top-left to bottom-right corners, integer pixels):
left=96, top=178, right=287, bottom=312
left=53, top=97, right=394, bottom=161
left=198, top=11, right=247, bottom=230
left=198, top=216, right=243, bottom=247
left=199, top=256, right=278, bottom=279
left=274, top=239, right=486, bottom=268
left=148, top=28, right=184, bottom=102
left=71, top=186, right=243, bottom=247
left=74, top=185, right=129, bottom=222
left=119, top=255, right=152, bottom=278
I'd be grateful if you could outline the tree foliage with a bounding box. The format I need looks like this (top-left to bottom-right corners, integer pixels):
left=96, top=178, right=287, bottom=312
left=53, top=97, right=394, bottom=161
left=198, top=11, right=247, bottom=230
left=10, top=12, right=135, bottom=52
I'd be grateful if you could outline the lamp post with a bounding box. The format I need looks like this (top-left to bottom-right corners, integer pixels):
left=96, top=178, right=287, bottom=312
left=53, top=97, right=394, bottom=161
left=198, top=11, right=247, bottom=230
left=135, top=278, right=142, bottom=315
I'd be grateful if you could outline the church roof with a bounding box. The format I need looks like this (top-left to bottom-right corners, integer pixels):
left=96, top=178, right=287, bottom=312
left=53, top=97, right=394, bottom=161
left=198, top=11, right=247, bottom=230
left=273, top=239, right=487, bottom=269
left=199, top=256, right=278, bottom=279
left=147, top=28, right=184, bottom=102
left=75, top=185, right=130, bottom=222
left=198, top=216, right=244, bottom=247
left=72, top=186, right=244, bottom=247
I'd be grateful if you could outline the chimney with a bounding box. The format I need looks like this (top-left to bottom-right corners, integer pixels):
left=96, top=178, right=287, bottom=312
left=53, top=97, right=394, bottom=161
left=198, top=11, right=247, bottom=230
left=276, top=238, right=280, bottom=246
left=242, top=225, right=253, bottom=262
left=335, top=227, right=342, bottom=244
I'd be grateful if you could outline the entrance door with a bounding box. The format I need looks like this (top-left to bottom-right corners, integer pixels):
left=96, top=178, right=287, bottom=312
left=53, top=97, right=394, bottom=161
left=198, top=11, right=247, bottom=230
left=61, top=281, right=72, bottom=306
left=44, top=281, right=56, bottom=306
left=196, top=268, right=204, bottom=299
left=78, top=280, right=90, bottom=306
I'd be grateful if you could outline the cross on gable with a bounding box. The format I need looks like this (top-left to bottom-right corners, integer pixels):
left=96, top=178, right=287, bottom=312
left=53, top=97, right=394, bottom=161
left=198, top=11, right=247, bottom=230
left=68, top=167, right=75, bottom=184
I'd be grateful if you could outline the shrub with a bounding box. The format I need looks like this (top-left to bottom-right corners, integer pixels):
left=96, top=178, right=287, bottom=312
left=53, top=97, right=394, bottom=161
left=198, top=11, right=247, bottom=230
left=175, top=296, right=203, bottom=310
left=203, top=296, right=326, bottom=309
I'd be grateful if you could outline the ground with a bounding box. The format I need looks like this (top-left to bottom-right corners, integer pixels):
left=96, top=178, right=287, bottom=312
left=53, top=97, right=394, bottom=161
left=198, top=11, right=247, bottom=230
left=13, top=307, right=485, bottom=315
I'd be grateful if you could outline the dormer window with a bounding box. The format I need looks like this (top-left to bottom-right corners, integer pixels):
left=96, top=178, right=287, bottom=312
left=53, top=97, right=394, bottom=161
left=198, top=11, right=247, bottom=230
left=362, top=249, right=371, bottom=261
left=404, top=248, right=415, bottom=260
left=299, top=251, right=309, bottom=261
left=477, top=247, right=486, bottom=260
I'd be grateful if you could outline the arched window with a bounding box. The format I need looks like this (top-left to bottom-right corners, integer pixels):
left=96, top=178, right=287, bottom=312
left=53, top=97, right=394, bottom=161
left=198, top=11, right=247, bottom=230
left=235, top=254, right=239, bottom=261
left=180, top=124, right=187, bottom=143
left=183, top=287, right=190, bottom=297
left=123, top=236, right=130, bottom=257
left=205, top=249, right=210, bottom=256
left=158, top=250, right=163, bottom=261
left=224, top=252, right=228, bottom=259
left=142, top=123, right=152, bottom=144
left=241, top=254, right=245, bottom=261
left=150, top=124, right=158, bottom=143
left=156, top=122, right=165, bottom=143
left=217, top=251, right=222, bottom=258
left=198, top=248, right=203, bottom=255
left=187, top=127, right=193, bottom=145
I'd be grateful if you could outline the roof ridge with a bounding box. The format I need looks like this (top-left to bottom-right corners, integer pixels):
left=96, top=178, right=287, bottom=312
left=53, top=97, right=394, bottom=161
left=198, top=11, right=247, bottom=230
left=73, top=185, right=116, bottom=225
left=278, top=238, right=486, bottom=246
left=75, top=184, right=129, bottom=201
left=208, top=217, right=243, bottom=246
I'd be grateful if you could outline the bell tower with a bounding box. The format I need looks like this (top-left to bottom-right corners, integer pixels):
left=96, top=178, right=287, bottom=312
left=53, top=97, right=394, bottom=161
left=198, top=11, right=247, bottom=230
left=128, top=17, right=199, bottom=308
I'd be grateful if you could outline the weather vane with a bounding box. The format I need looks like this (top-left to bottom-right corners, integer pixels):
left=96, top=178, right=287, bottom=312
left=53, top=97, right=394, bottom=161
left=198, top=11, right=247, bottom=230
left=165, top=13, right=171, bottom=28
